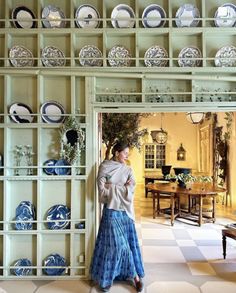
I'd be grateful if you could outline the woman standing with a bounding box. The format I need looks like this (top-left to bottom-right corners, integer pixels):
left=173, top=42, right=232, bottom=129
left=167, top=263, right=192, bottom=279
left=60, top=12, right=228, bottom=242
left=90, top=141, right=144, bottom=292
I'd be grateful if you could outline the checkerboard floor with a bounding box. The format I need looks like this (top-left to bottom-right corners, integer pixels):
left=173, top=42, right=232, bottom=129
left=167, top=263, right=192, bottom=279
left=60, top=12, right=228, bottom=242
left=1, top=185, right=236, bottom=292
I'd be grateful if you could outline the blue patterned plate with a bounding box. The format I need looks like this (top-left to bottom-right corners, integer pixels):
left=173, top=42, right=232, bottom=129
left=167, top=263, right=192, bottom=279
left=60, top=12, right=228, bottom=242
left=11, top=258, right=32, bottom=276
left=42, top=5, right=66, bottom=28
left=46, top=204, right=71, bottom=229
left=43, top=159, right=57, bottom=175
left=54, top=159, right=71, bottom=175
left=111, top=4, right=135, bottom=28
left=175, top=4, right=200, bottom=27
left=142, top=4, right=166, bottom=28
left=214, top=3, right=236, bottom=27
left=40, top=101, right=65, bottom=123
left=43, top=253, right=66, bottom=275
left=75, top=4, right=100, bottom=28
left=15, top=201, right=35, bottom=230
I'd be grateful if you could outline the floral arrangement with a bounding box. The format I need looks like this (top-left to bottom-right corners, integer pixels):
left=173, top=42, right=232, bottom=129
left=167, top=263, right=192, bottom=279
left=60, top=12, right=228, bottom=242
left=165, top=173, right=213, bottom=185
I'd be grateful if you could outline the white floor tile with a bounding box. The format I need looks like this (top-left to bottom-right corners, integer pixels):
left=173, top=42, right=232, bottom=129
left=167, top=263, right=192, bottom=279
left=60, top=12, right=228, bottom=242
left=198, top=246, right=229, bottom=262
left=147, top=281, right=200, bottom=293
left=187, top=229, right=221, bottom=240
left=201, top=281, right=236, bottom=293
left=176, top=240, right=197, bottom=247
left=36, top=280, right=90, bottom=293
left=187, top=262, right=216, bottom=275
left=143, top=246, right=186, bottom=263
left=142, top=228, right=175, bottom=240
left=0, top=281, right=36, bottom=293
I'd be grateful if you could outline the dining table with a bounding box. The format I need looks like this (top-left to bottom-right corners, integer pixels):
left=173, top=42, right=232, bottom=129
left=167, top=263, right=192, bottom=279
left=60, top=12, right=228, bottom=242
left=146, top=182, right=226, bottom=226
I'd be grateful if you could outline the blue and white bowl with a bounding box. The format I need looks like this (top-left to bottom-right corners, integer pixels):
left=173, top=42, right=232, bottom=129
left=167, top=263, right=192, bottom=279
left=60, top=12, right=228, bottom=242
left=11, top=258, right=32, bottom=276
left=43, top=159, right=57, bottom=175
left=46, top=204, right=70, bottom=229
left=43, top=253, right=66, bottom=276
left=15, top=201, right=35, bottom=230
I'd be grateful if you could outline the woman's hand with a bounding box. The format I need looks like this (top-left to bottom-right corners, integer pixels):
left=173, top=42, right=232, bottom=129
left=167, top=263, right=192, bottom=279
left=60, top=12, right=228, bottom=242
left=125, top=179, right=133, bottom=186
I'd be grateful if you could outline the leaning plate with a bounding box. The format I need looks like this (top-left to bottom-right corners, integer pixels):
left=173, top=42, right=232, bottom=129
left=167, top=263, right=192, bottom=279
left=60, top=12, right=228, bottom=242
left=42, top=5, right=66, bottom=28
left=75, top=4, right=100, bottom=28
left=15, top=201, right=35, bottom=230
left=175, top=4, right=200, bottom=27
left=41, top=46, right=66, bottom=67
left=43, top=159, right=57, bottom=175
left=178, top=46, right=202, bottom=67
left=46, top=204, right=71, bottom=229
left=9, top=102, right=34, bottom=123
left=54, top=159, right=71, bottom=176
left=144, top=45, right=168, bottom=67
left=79, top=45, right=102, bottom=67
left=215, top=45, right=236, bottom=67
left=9, top=45, right=34, bottom=67
left=43, top=253, right=66, bottom=276
left=108, top=45, right=132, bottom=67
left=111, top=4, right=135, bottom=28
left=40, top=101, right=65, bottom=123
left=11, top=258, right=32, bottom=276
left=142, top=4, right=166, bottom=28
left=12, top=6, right=36, bottom=28
left=214, top=3, right=236, bottom=27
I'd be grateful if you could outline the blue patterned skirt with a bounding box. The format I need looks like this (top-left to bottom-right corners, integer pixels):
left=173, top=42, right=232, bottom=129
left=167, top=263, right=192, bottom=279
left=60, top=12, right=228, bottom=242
left=90, top=207, right=145, bottom=288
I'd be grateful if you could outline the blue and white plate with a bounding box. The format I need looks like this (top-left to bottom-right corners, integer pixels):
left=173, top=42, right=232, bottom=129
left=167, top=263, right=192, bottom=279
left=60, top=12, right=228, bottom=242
left=108, top=45, right=132, bottom=67
left=144, top=45, right=168, bottom=67
left=15, top=201, right=35, bottom=230
left=9, top=45, right=34, bottom=67
left=11, top=258, right=32, bottom=276
left=75, top=4, right=100, bottom=28
left=43, top=253, right=66, bottom=276
left=41, top=46, right=66, bottom=67
left=9, top=102, right=34, bottom=123
left=175, top=4, right=200, bottom=27
left=215, top=45, right=236, bottom=67
left=178, top=46, right=202, bottom=67
left=42, top=5, right=66, bottom=28
left=12, top=6, right=36, bottom=28
left=40, top=101, right=65, bottom=123
left=111, top=4, right=135, bottom=28
left=43, top=159, right=57, bottom=175
left=214, top=3, right=236, bottom=27
left=46, top=204, right=71, bottom=229
left=142, top=4, right=166, bottom=28
left=54, top=159, right=71, bottom=175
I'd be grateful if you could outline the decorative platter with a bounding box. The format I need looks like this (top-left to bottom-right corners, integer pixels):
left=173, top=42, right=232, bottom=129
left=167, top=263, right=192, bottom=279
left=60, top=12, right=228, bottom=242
left=46, top=204, right=71, bottom=229
left=175, top=4, right=200, bottom=27
left=41, top=5, right=66, bottom=28
left=43, top=159, right=57, bottom=175
left=214, top=45, right=236, bottom=67
left=40, top=101, right=65, bottom=124
left=12, top=6, right=36, bottom=28
left=9, top=45, right=34, bottom=67
left=214, top=3, right=236, bottom=27
left=11, top=258, right=32, bottom=276
left=79, top=45, right=103, bottom=67
left=41, top=46, right=66, bottom=67
left=15, top=201, right=35, bottom=230
left=144, top=45, right=168, bottom=67
left=54, top=159, right=71, bottom=176
left=178, top=46, right=202, bottom=67
left=43, top=253, right=66, bottom=276
left=9, top=102, right=34, bottom=123
left=75, top=4, right=100, bottom=28
left=111, top=4, right=135, bottom=28
left=108, top=45, right=132, bottom=67
left=142, top=4, right=166, bottom=28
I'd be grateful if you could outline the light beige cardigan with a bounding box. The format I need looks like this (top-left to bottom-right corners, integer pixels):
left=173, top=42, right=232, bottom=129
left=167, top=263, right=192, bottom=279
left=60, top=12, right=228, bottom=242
left=97, top=159, right=136, bottom=220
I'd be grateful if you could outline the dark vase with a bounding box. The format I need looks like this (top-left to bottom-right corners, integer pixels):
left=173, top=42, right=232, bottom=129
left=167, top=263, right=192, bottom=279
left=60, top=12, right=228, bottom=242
left=173, top=167, right=192, bottom=175
left=177, top=180, right=186, bottom=188
left=161, top=165, right=172, bottom=176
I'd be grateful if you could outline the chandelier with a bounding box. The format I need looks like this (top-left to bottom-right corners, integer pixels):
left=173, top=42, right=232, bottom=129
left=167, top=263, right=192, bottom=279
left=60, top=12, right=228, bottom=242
left=186, top=112, right=205, bottom=124
left=156, top=113, right=168, bottom=144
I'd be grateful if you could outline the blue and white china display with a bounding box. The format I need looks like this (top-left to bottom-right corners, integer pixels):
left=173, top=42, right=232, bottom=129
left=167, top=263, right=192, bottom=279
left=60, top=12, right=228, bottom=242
left=43, top=253, right=66, bottom=276
left=178, top=46, right=202, bottom=67
left=41, top=46, right=66, bottom=67
left=46, top=204, right=71, bottom=229
left=175, top=4, right=200, bottom=27
left=43, top=159, right=57, bottom=175
left=11, top=258, right=32, bottom=276
left=75, top=221, right=85, bottom=229
left=40, top=101, right=65, bottom=123
left=15, top=201, right=35, bottom=230
left=54, top=159, right=71, bottom=175
left=111, top=4, right=135, bottom=28
left=214, top=3, right=236, bottom=27
left=75, top=4, right=100, bottom=28
left=12, top=6, right=36, bottom=28
left=9, top=45, right=34, bottom=67
left=142, top=4, right=166, bottom=28
left=41, top=5, right=66, bottom=28
left=108, top=45, right=132, bottom=67
left=144, top=45, right=168, bottom=67
left=79, top=45, right=103, bottom=67
left=9, top=102, right=34, bottom=123
left=215, top=45, right=236, bottom=67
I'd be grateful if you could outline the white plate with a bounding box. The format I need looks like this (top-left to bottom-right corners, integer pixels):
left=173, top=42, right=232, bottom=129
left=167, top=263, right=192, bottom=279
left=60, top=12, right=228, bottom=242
left=9, top=45, right=34, bottom=67
left=175, top=4, right=200, bottom=27
left=42, top=5, right=66, bottom=28
left=108, top=45, right=132, bottom=67
left=75, top=4, right=100, bottom=28
left=41, top=46, right=66, bottom=67
left=111, top=4, right=135, bottom=28
left=40, top=101, right=65, bottom=123
left=12, top=6, right=36, bottom=28
left=178, top=46, right=202, bottom=67
left=214, top=3, right=236, bottom=27
left=144, top=45, right=168, bottom=67
left=9, top=102, right=34, bottom=123
left=142, top=4, right=166, bottom=28
left=215, top=45, right=236, bottom=67
left=79, top=45, right=102, bottom=67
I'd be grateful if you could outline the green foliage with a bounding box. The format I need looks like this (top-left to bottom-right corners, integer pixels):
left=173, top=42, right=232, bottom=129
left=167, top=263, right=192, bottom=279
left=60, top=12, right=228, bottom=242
left=165, top=173, right=212, bottom=184
left=224, top=112, right=233, bottom=141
